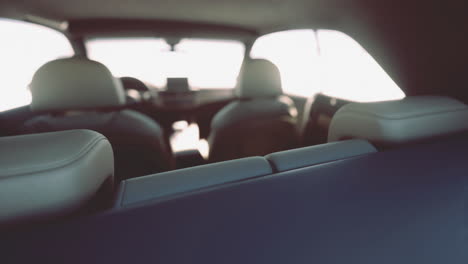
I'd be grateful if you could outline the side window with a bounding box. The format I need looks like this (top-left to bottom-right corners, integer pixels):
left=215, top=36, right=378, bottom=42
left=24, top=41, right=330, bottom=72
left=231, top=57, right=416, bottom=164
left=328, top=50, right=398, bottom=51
left=0, top=19, right=74, bottom=112
left=251, top=29, right=405, bottom=102
left=316, top=30, right=404, bottom=102
left=251, top=30, right=321, bottom=97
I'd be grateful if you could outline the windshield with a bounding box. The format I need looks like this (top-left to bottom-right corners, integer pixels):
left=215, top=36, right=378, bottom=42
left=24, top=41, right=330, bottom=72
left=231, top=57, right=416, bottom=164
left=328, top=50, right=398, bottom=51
left=86, top=38, right=245, bottom=89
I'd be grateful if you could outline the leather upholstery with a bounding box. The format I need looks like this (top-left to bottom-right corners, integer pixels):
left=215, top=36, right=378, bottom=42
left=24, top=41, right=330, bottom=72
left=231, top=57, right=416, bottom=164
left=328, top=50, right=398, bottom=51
left=22, top=110, right=174, bottom=181
left=209, top=59, right=298, bottom=162
left=23, top=58, right=175, bottom=181
left=236, top=59, right=283, bottom=99
left=328, top=96, right=468, bottom=147
left=0, top=130, right=113, bottom=225
left=30, top=58, right=126, bottom=112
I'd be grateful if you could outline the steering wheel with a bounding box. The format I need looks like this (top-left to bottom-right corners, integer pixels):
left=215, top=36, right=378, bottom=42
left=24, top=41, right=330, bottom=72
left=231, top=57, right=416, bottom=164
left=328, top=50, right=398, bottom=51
left=120, top=77, right=152, bottom=104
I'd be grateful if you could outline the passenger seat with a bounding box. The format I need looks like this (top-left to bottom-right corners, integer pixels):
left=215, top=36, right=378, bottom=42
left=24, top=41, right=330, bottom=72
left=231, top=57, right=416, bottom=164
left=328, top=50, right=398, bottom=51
left=208, top=59, right=299, bottom=162
left=21, top=58, right=175, bottom=182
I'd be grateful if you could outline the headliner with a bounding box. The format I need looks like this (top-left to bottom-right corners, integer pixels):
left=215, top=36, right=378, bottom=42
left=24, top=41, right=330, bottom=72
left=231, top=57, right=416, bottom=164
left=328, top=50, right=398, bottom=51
left=0, top=0, right=352, bottom=33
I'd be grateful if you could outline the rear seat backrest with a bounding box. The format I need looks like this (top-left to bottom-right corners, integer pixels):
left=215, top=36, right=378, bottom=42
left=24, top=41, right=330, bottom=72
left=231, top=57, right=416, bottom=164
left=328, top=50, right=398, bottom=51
left=328, top=96, right=468, bottom=148
left=0, top=130, right=114, bottom=226
left=115, top=139, right=377, bottom=209
left=114, top=157, right=272, bottom=208
left=6, top=133, right=467, bottom=264
left=266, top=139, right=376, bottom=172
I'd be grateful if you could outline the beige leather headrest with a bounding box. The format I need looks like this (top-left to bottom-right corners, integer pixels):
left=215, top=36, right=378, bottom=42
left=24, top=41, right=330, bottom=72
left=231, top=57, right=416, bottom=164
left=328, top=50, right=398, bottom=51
left=328, top=96, right=468, bottom=146
left=30, top=57, right=125, bottom=112
left=0, top=130, right=114, bottom=225
left=236, top=59, right=283, bottom=99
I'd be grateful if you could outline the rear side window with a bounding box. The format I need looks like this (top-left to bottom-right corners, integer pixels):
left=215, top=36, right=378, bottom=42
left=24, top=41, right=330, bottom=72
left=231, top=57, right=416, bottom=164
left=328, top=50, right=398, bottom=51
left=0, top=19, right=74, bottom=112
left=251, top=29, right=405, bottom=102
left=86, top=38, right=245, bottom=89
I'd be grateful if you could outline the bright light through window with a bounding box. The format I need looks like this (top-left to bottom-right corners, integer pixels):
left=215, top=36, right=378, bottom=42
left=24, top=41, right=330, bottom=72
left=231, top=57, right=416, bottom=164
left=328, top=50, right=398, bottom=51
left=317, top=30, right=405, bottom=102
left=87, top=38, right=170, bottom=88
left=251, top=30, right=321, bottom=98
left=251, top=29, right=405, bottom=102
left=0, top=19, right=74, bottom=112
left=86, top=38, right=245, bottom=89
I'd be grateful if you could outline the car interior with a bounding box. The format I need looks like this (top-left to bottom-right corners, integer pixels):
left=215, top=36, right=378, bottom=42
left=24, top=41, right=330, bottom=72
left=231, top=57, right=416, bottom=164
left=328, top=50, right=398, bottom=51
left=0, top=0, right=468, bottom=263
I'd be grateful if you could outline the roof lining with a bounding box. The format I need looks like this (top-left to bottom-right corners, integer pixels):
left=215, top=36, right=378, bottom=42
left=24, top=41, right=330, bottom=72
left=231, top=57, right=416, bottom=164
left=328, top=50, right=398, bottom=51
left=67, top=18, right=260, bottom=42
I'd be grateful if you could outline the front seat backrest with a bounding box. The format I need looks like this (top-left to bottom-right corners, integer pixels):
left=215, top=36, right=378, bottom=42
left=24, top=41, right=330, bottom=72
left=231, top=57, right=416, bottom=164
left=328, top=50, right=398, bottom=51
left=22, top=58, right=175, bottom=182
left=208, top=59, right=298, bottom=162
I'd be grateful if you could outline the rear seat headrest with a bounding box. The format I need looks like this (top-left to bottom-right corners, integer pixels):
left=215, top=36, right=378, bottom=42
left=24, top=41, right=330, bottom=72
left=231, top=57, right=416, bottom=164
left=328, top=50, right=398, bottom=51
left=115, top=157, right=272, bottom=208
left=328, top=96, right=468, bottom=147
left=30, top=57, right=126, bottom=112
left=237, top=59, right=283, bottom=99
left=0, top=130, right=114, bottom=225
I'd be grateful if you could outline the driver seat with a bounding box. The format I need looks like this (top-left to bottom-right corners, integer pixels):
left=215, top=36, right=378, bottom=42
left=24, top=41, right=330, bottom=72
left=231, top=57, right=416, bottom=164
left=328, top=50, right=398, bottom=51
left=21, top=58, right=175, bottom=182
